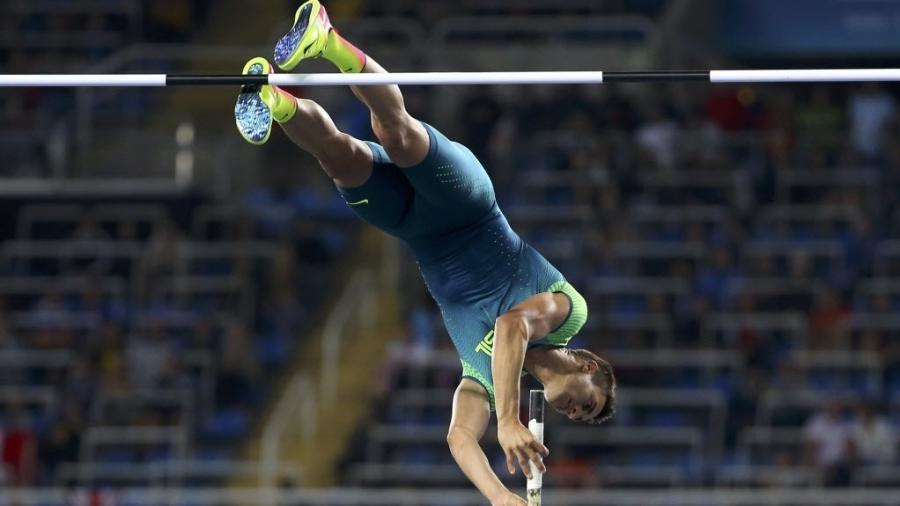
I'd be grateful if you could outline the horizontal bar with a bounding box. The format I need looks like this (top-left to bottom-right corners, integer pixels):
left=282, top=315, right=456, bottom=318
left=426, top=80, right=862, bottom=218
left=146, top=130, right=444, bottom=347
left=2, top=69, right=900, bottom=88
left=711, top=68, right=900, bottom=83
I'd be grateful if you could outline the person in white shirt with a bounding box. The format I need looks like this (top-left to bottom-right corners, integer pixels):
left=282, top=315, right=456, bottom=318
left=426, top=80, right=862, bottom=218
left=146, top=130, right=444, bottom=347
left=848, top=83, right=896, bottom=160
left=803, top=400, right=851, bottom=486
left=849, top=401, right=897, bottom=466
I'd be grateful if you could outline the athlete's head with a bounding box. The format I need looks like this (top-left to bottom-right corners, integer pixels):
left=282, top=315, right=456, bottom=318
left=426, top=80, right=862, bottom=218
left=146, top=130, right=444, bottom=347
left=544, top=348, right=616, bottom=425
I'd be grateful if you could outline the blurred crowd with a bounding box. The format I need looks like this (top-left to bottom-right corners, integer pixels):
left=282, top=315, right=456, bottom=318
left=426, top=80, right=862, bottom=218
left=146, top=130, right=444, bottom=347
left=0, top=188, right=353, bottom=485
left=1, top=0, right=899, bottom=491
left=0, top=0, right=214, bottom=177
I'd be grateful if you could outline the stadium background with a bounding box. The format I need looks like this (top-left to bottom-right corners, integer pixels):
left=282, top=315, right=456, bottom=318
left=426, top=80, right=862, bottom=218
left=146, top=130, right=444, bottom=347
left=1, top=0, right=899, bottom=504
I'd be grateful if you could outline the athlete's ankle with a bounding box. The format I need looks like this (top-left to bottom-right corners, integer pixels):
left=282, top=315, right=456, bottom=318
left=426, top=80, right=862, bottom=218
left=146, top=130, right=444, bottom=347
left=270, top=86, right=298, bottom=123
left=323, top=30, right=367, bottom=74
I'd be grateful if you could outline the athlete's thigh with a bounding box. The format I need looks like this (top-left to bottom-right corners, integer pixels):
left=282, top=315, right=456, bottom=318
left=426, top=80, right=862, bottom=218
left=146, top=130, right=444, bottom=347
left=402, top=123, right=497, bottom=226
left=338, top=142, right=414, bottom=235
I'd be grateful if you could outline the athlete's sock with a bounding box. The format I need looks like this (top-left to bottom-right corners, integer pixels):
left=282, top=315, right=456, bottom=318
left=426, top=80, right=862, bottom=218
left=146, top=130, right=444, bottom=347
left=323, top=30, right=367, bottom=73
left=271, top=87, right=298, bottom=123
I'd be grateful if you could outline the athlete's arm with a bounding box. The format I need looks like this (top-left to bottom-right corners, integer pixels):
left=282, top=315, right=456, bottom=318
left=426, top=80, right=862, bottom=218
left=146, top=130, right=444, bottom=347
left=492, top=292, right=568, bottom=477
left=447, top=379, right=525, bottom=505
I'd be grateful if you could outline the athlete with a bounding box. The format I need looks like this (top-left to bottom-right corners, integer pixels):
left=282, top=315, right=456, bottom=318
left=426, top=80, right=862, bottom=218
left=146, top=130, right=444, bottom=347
left=234, top=2, right=616, bottom=504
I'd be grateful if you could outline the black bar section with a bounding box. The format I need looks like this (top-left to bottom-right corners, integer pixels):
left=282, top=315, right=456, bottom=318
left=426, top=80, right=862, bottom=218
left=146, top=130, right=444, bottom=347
left=166, top=75, right=269, bottom=86
left=604, top=71, right=710, bottom=82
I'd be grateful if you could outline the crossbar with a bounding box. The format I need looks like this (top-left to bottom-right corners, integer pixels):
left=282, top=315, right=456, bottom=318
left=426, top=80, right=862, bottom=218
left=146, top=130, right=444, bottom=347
left=3, top=69, right=900, bottom=87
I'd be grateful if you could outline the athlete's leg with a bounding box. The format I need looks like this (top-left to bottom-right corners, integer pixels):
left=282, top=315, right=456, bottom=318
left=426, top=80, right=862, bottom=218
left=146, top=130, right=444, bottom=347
left=273, top=0, right=429, bottom=167
left=277, top=91, right=414, bottom=234
left=271, top=1, right=494, bottom=228
left=347, top=58, right=430, bottom=168
left=275, top=88, right=372, bottom=188
left=328, top=45, right=495, bottom=224
left=234, top=57, right=371, bottom=188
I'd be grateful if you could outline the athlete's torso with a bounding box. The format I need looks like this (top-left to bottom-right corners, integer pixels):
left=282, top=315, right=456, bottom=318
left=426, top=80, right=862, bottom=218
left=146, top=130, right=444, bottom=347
left=409, top=204, right=523, bottom=305
left=338, top=126, right=572, bottom=404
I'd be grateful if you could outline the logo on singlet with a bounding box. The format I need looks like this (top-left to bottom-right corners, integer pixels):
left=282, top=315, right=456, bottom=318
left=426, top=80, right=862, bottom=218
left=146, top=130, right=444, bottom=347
left=347, top=198, right=369, bottom=206
left=475, top=330, right=495, bottom=357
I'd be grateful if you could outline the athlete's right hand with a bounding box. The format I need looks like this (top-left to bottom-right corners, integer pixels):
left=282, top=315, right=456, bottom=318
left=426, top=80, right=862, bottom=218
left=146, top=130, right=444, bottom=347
left=490, top=490, right=527, bottom=506
left=498, top=420, right=549, bottom=478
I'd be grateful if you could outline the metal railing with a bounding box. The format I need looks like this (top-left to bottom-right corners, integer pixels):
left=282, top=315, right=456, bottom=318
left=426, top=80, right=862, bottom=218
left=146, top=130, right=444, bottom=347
left=259, top=268, right=376, bottom=488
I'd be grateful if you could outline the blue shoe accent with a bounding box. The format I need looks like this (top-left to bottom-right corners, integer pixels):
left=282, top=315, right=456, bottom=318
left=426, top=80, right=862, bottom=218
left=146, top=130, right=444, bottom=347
left=235, top=91, right=272, bottom=144
left=274, top=3, right=314, bottom=68
left=235, top=61, right=273, bottom=145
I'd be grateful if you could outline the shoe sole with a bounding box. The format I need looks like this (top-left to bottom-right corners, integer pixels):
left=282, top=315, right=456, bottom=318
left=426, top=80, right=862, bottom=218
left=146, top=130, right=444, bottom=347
left=274, top=0, right=326, bottom=71
left=235, top=58, right=273, bottom=145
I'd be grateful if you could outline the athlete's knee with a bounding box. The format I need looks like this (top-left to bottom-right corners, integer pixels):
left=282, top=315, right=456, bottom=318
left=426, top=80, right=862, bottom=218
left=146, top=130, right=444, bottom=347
left=374, top=114, right=429, bottom=167
left=317, top=135, right=372, bottom=187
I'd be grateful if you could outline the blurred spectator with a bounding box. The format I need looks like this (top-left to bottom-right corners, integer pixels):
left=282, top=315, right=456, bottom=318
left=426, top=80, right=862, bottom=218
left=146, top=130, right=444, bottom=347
left=848, top=83, right=896, bottom=161
left=70, top=213, right=108, bottom=241
left=62, top=360, right=95, bottom=415
left=803, top=400, right=851, bottom=486
left=37, top=401, right=82, bottom=483
left=807, top=288, right=850, bottom=349
left=704, top=87, right=755, bottom=132
left=29, top=290, right=71, bottom=331
left=139, top=220, right=184, bottom=299
left=694, top=247, right=739, bottom=308
left=407, top=289, right=441, bottom=354
left=762, top=450, right=812, bottom=488
left=216, top=321, right=261, bottom=406
left=0, top=402, right=37, bottom=485
left=848, top=401, right=897, bottom=466
left=144, top=0, right=210, bottom=41
left=459, top=89, right=503, bottom=163
left=126, top=322, right=174, bottom=389
left=548, top=445, right=597, bottom=489
left=0, top=298, right=17, bottom=352
left=635, top=103, right=680, bottom=169
left=795, top=87, right=844, bottom=162
left=679, top=106, right=725, bottom=169
left=245, top=169, right=300, bottom=238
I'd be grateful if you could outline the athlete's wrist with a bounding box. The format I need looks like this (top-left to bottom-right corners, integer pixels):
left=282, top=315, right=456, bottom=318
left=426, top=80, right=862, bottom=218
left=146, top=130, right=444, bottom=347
left=488, top=486, right=514, bottom=504
left=497, top=416, right=522, bottom=429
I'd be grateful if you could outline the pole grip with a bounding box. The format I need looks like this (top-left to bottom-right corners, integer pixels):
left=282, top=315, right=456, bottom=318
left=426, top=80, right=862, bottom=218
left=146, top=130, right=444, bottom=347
left=527, top=390, right=545, bottom=506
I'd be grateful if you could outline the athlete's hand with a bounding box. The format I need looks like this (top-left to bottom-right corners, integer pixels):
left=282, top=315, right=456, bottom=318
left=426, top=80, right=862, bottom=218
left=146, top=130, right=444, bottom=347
left=497, top=420, right=548, bottom=479
left=490, top=490, right=527, bottom=506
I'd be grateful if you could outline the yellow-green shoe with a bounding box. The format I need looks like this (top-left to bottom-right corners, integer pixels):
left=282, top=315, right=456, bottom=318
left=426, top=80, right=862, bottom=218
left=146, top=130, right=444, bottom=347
left=273, top=0, right=332, bottom=71
left=234, top=57, right=276, bottom=145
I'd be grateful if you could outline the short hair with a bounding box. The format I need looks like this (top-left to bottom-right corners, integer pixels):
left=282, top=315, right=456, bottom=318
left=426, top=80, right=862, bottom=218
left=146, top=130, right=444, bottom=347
left=569, top=348, right=616, bottom=425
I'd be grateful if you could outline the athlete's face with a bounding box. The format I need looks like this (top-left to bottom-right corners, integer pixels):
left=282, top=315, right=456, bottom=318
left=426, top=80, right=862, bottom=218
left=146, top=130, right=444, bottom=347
left=544, top=360, right=607, bottom=423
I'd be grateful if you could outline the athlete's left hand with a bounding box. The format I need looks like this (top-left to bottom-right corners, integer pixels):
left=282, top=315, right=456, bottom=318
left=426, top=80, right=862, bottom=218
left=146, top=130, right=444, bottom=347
left=497, top=420, right=548, bottom=479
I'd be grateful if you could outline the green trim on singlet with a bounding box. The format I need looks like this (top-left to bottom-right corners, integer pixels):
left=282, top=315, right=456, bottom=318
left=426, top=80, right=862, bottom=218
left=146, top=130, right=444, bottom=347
left=541, top=281, right=588, bottom=346
left=462, top=360, right=495, bottom=410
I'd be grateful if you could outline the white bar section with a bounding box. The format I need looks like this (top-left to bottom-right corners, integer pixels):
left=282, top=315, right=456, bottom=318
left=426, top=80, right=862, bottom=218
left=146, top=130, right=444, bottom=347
left=526, top=419, right=544, bottom=505
left=0, top=74, right=167, bottom=87
left=711, top=68, right=900, bottom=83
left=270, top=71, right=606, bottom=86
